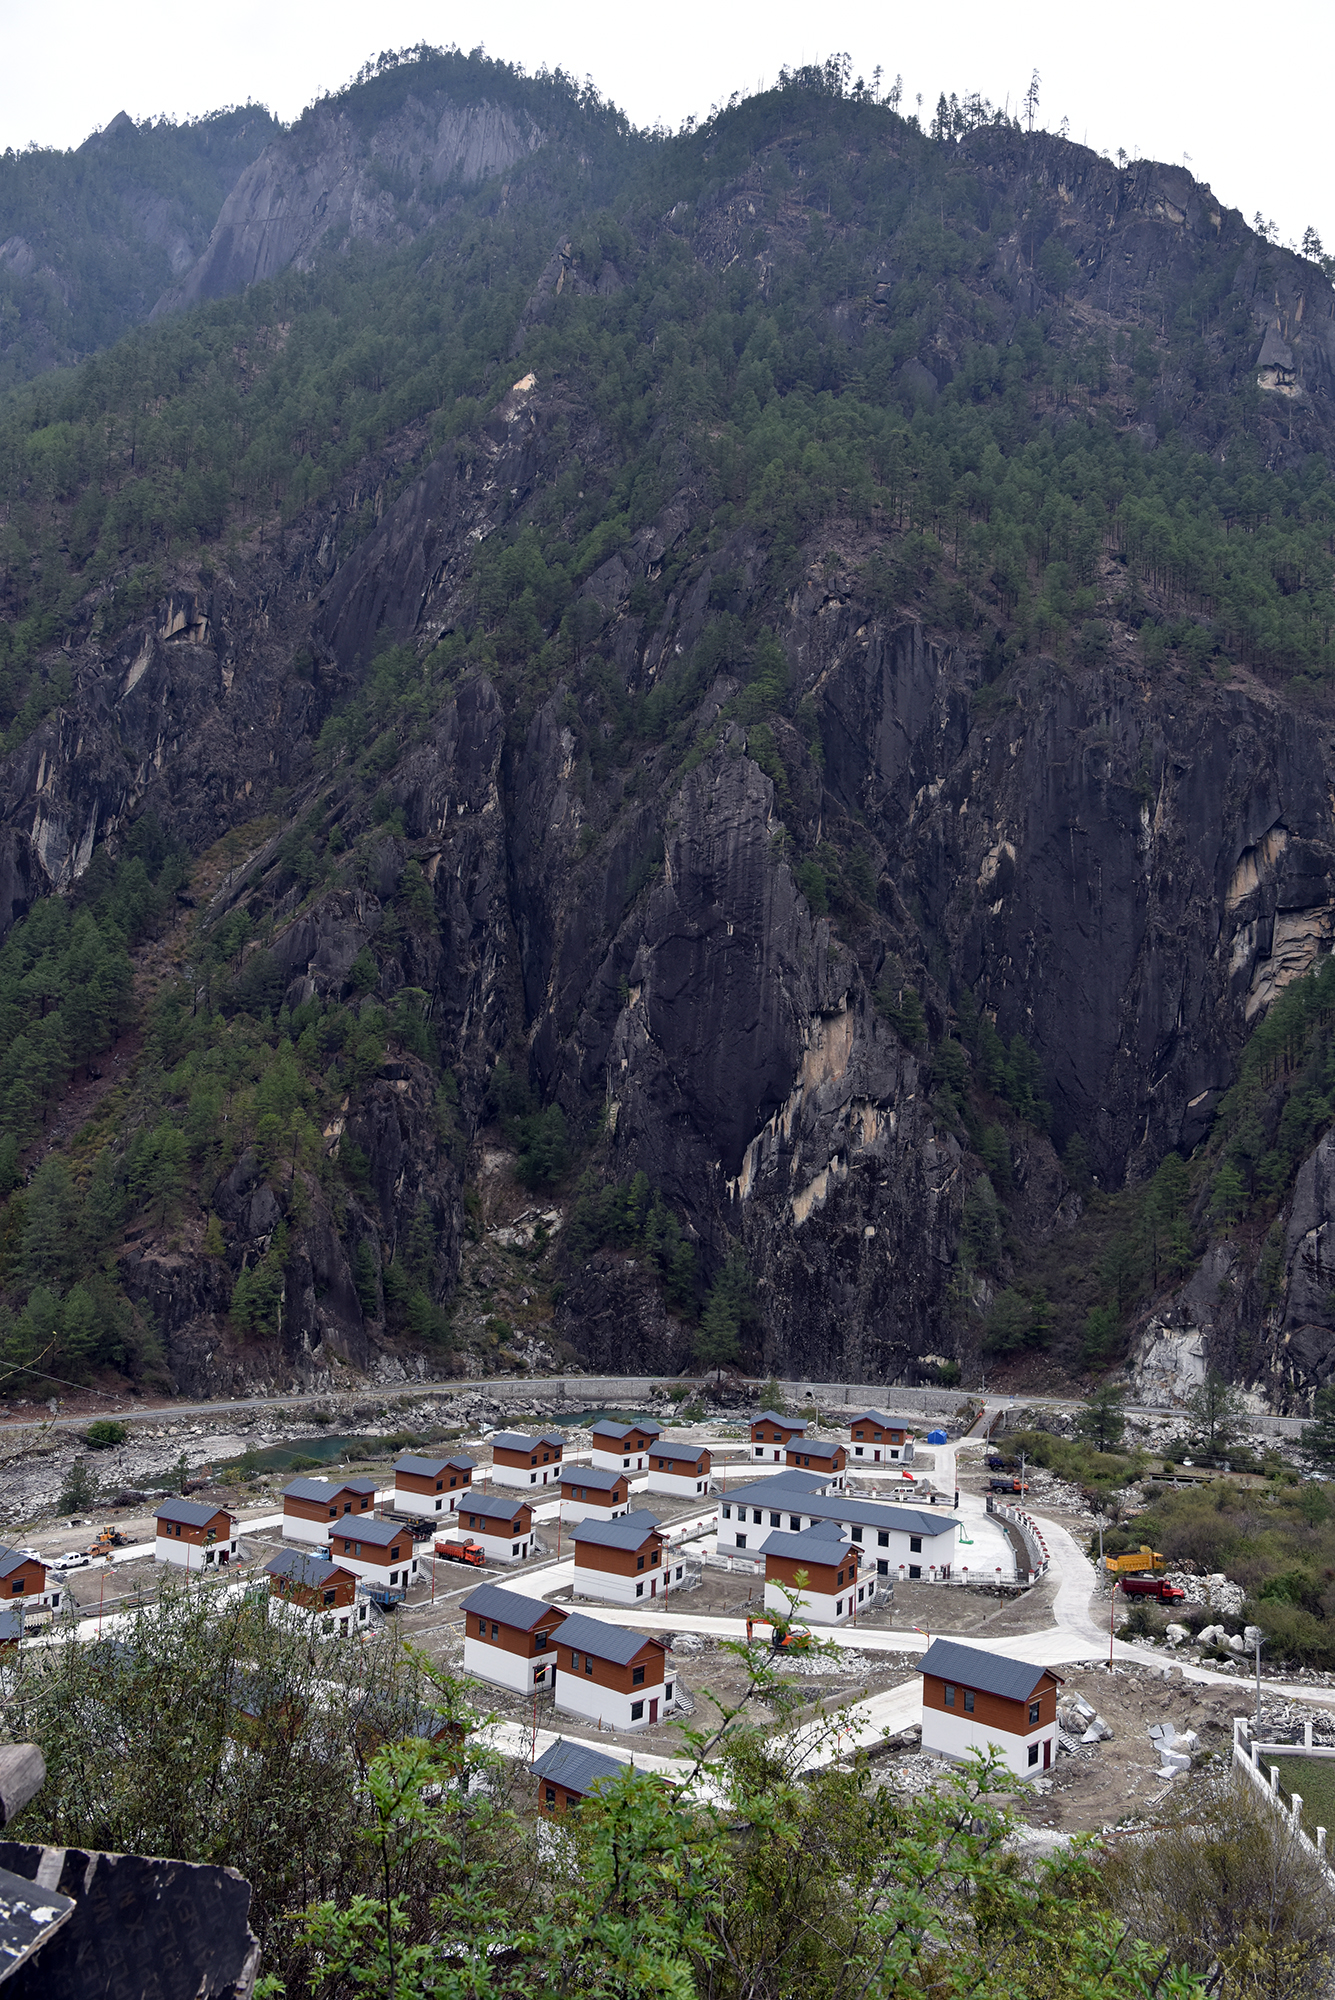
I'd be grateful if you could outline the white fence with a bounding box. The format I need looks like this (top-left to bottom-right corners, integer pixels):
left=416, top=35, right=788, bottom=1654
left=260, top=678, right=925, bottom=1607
left=985, top=1497, right=1050, bottom=1580
left=1233, top=1716, right=1335, bottom=1877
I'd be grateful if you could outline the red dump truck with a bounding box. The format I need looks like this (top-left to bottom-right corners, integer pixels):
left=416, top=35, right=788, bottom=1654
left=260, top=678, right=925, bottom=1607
left=434, top=1537, right=485, bottom=1567
left=1119, top=1576, right=1186, bottom=1604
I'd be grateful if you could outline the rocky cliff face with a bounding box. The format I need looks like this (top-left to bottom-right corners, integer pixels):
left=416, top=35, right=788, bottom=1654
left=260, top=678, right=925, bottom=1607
left=6, top=83, right=1335, bottom=1403
left=153, top=93, right=543, bottom=316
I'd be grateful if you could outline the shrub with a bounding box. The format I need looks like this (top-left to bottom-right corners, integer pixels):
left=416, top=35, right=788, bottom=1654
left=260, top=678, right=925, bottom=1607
left=84, top=1420, right=128, bottom=1449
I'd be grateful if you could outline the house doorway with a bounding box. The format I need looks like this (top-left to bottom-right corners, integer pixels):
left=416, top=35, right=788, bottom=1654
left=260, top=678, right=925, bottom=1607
left=649, top=1699, right=659, bottom=1724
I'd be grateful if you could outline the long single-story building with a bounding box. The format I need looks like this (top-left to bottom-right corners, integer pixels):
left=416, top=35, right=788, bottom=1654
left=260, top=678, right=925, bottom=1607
left=554, top=1612, right=676, bottom=1733
left=918, top=1638, right=1062, bottom=1778
left=571, top=1511, right=667, bottom=1607
left=559, top=1465, right=631, bottom=1525
left=153, top=1500, right=239, bottom=1570
left=646, top=1441, right=711, bottom=1498
left=762, top=1519, right=868, bottom=1625
left=490, top=1431, right=566, bottom=1490
left=392, top=1453, right=474, bottom=1518
left=281, top=1476, right=378, bottom=1545
left=328, top=1516, right=420, bottom=1593
left=461, top=1583, right=570, bottom=1693
left=750, top=1411, right=807, bottom=1461
left=457, top=1492, right=535, bottom=1562
left=265, top=1547, right=370, bottom=1638
left=532, top=1738, right=629, bottom=1813
left=589, top=1420, right=661, bottom=1474
left=717, top=1477, right=958, bottom=1578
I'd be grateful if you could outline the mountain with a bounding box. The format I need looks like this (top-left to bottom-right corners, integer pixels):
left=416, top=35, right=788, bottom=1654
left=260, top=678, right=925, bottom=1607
left=1, top=48, right=1334, bottom=1409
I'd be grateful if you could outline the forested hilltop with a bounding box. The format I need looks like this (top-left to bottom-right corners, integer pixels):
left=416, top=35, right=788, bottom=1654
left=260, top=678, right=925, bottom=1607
left=2, top=46, right=1335, bottom=1407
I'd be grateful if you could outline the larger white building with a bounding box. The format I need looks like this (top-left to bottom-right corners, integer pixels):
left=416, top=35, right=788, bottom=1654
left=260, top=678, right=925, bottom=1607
left=717, top=1472, right=959, bottom=1578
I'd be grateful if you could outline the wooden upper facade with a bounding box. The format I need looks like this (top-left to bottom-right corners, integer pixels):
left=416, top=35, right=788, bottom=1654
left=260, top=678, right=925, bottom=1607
left=490, top=1431, right=565, bottom=1471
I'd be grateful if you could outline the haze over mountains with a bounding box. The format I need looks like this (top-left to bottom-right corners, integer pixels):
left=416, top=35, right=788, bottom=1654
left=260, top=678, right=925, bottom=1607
left=1, top=46, right=1333, bottom=1412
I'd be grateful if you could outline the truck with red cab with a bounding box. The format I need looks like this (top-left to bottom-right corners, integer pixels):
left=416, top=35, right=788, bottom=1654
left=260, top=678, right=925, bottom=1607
left=434, top=1537, right=486, bottom=1567
left=1119, top=1575, right=1186, bottom=1603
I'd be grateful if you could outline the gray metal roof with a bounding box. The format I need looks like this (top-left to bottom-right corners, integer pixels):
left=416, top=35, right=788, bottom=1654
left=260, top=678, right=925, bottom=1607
left=721, top=1470, right=850, bottom=1507
left=753, top=1411, right=807, bottom=1430
left=532, top=1738, right=629, bottom=1794
left=0, top=1547, right=38, bottom=1580
left=328, top=1516, right=410, bottom=1549
left=762, top=1520, right=853, bottom=1563
left=283, top=1476, right=378, bottom=1503
left=788, top=1440, right=844, bottom=1460
left=556, top=1611, right=665, bottom=1667
left=394, top=1453, right=475, bottom=1477
left=265, top=1547, right=347, bottom=1590
left=848, top=1410, right=916, bottom=1429
left=154, top=1498, right=234, bottom=1530
left=560, top=1465, right=628, bottom=1493
left=461, top=1492, right=532, bottom=1523
left=652, top=1442, right=709, bottom=1465
left=461, top=1583, right=569, bottom=1631
left=491, top=1430, right=566, bottom=1453
left=918, top=1638, right=1060, bottom=1702
left=590, top=1420, right=662, bottom=1443
left=726, top=1484, right=956, bottom=1538
left=0, top=1604, right=23, bottom=1641
left=571, top=1510, right=662, bottom=1553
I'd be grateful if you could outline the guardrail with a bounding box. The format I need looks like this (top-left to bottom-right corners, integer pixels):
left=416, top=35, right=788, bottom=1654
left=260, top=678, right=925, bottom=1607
left=985, top=1497, right=1050, bottom=1580
left=1234, top=1716, right=1335, bottom=1875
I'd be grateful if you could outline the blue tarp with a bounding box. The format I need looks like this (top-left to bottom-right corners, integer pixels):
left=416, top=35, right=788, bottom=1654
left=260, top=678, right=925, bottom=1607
left=926, top=1428, right=949, bottom=1444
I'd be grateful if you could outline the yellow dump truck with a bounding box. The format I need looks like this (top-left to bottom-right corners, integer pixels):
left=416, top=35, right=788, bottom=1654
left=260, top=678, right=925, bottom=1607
left=1104, top=1546, right=1165, bottom=1576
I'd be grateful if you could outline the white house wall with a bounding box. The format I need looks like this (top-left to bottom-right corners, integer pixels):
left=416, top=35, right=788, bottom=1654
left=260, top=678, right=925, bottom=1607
left=560, top=1498, right=629, bottom=1526
left=333, top=1551, right=420, bottom=1587
left=646, top=1470, right=710, bottom=1499
left=555, top=1673, right=671, bottom=1732
left=392, top=1487, right=464, bottom=1517
left=572, top=1565, right=668, bottom=1608
left=920, top=1705, right=1053, bottom=1779
left=763, top=1578, right=868, bottom=1625
left=492, top=1464, right=559, bottom=1489
left=474, top=1529, right=532, bottom=1562
left=462, top=1637, right=554, bottom=1693
left=154, top=1535, right=239, bottom=1569
left=270, top=1596, right=371, bottom=1641
left=591, top=1446, right=648, bottom=1474
left=282, top=1513, right=333, bottom=1546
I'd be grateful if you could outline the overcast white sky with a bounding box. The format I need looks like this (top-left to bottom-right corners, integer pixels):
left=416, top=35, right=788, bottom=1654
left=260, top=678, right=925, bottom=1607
left=0, top=0, right=1328, bottom=250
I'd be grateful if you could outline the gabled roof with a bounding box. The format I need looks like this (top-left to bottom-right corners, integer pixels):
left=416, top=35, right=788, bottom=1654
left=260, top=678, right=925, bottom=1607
left=559, top=1465, right=628, bottom=1492
left=849, top=1410, right=916, bottom=1430
left=461, top=1491, right=532, bottom=1523
left=461, top=1583, right=569, bottom=1631
left=727, top=1484, right=957, bottom=1538
left=918, top=1638, right=1062, bottom=1703
left=0, top=1604, right=23, bottom=1641
left=395, top=1453, right=475, bottom=1477
left=722, top=1470, right=847, bottom=1506
left=590, top=1419, right=662, bottom=1444
left=283, top=1475, right=378, bottom=1504
left=571, top=1510, right=663, bottom=1553
left=154, top=1498, right=234, bottom=1530
left=532, top=1738, right=628, bottom=1795
left=556, top=1611, right=666, bottom=1667
left=329, top=1515, right=411, bottom=1549
left=0, top=1547, right=41, bottom=1580
left=265, top=1547, right=351, bottom=1591
left=491, top=1430, right=566, bottom=1452
left=652, top=1441, right=709, bottom=1465
left=763, top=1520, right=854, bottom=1564
left=787, top=1439, right=844, bottom=1460
left=753, top=1411, right=807, bottom=1430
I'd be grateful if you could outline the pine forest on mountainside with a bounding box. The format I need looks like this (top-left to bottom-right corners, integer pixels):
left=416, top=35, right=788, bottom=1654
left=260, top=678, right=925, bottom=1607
left=2, top=46, right=1335, bottom=1407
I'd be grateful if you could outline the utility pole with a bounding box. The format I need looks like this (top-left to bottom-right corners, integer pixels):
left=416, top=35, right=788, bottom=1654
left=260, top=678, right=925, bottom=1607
left=1255, top=1631, right=1263, bottom=1734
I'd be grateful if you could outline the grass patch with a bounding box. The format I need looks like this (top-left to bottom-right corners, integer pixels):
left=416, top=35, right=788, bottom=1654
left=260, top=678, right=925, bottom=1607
left=1273, top=1757, right=1335, bottom=1841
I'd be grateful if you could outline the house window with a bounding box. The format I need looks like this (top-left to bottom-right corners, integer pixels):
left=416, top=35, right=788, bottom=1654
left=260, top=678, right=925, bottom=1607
left=909, top=1536, right=922, bottom=1554
left=545, top=1786, right=556, bottom=1808
left=722, top=1506, right=731, bottom=1519
left=964, top=1690, right=975, bottom=1713
left=837, top=1569, right=845, bottom=1587
left=877, top=1559, right=888, bottom=1576
left=631, top=1701, right=644, bottom=1721
left=665, top=1682, right=674, bottom=1701
left=477, top=1617, right=487, bottom=1636
left=878, top=1531, right=889, bottom=1548
left=570, top=1652, right=580, bottom=1670
left=632, top=1666, right=646, bottom=1686
left=851, top=1527, right=863, bottom=1543
left=909, top=1565, right=921, bottom=1579
left=736, top=1534, right=746, bottom=1549
left=535, top=1630, right=549, bottom=1650
left=1028, top=1744, right=1040, bottom=1767
left=328, top=1506, right=337, bottom=1518
left=637, top=1555, right=645, bottom=1570
left=9, top=1580, right=21, bottom=1595
left=391, top=1547, right=401, bottom=1561
left=530, top=1473, right=537, bottom=1484
left=944, top=1684, right=956, bottom=1707
left=584, top=1657, right=594, bottom=1676
left=789, top=1515, right=801, bottom=1530
left=436, top=1480, right=443, bottom=1491
left=512, top=1544, right=520, bottom=1557
left=492, top=1622, right=499, bottom=1639
left=770, top=1512, right=781, bottom=1527
left=650, top=1549, right=659, bottom=1565
left=1029, top=1700, right=1040, bottom=1725
left=636, top=1582, right=644, bottom=1597
left=836, top=1600, right=843, bottom=1615
left=752, top=1510, right=762, bottom=1525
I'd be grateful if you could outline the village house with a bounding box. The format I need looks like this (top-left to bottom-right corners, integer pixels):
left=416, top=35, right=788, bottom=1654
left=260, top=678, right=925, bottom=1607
left=392, top=1452, right=474, bottom=1518
left=554, top=1611, right=676, bottom=1732
left=847, top=1411, right=916, bottom=1464
left=918, top=1638, right=1062, bottom=1777
left=588, top=1419, right=661, bottom=1474
left=264, top=1547, right=370, bottom=1638
left=458, top=1491, right=535, bottom=1561
left=281, top=1475, right=378, bottom=1546
left=718, top=1478, right=958, bottom=1578
left=559, top=1464, right=631, bottom=1525
left=750, top=1411, right=807, bottom=1461
left=783, top=1437, right=848, bottom=1488
left=532, top=1738, right=629, bottom=1812
left=460, top=1583, right=570, bottom=1692
left=153, top=1500, right=239, bottom=1571
left=489, top=1430, right=566, bottom=1490
left=646, top=1440, right=712, bottom=1499
left=0, top=1547, right=62, bottom=1614
left=763, top=1519, right=869, bottom=1625
left=571, top=1510, right=679, bottom=1607
left=328, top=1515, right=420, bottom=1594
